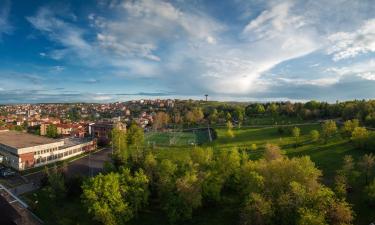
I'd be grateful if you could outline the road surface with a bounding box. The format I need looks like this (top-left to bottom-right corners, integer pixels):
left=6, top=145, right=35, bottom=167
left=11, top=148, right=112, bottom=196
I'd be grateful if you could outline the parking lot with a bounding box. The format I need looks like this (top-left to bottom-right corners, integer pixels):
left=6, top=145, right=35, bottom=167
left=0, top=148, right=111, bottom=195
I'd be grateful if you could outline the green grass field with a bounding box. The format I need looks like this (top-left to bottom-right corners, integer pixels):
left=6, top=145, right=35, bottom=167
left=145, top=129, right=211, bottom=146
left=22, top=123, right=375, bottom=225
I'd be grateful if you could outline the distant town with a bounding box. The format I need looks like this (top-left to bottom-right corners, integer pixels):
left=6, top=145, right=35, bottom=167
left=0, top=99, right=177, bottom=170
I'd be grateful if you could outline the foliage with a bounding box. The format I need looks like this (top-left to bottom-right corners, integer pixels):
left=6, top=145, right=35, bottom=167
left=226, top=121, right=235, bottom=138
left=342, top=119, right=359, bottom=137
left=358, top=154, right=375, bottom=185
left=364, top=179, right=375, bottom=205
left=153, top=112, right=170, bottom=130
left=322, top=120, right=337, bottom=143
left=310, top=130, right=320, bottom=142
left=81, top=169, right=149, bottom=225
left=292, top=127, right=301, bottom=147
left=46, top=124, right=58, bottom=138
left=350, top=127, right=369, bottom=149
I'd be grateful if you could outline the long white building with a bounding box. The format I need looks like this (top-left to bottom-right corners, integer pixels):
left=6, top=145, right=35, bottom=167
left=0, top=130, right=96, bottom=171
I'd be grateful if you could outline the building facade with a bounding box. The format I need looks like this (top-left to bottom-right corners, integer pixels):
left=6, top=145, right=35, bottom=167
left=0, top=130, right=96, bottom=171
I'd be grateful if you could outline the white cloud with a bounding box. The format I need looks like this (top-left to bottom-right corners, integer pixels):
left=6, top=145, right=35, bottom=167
left=195, top=1, right=320, bottom=94
left=327, top=59, right=375, bottom=81
left=27, top=7, right=95, bottom=63
left=327, top=19, right=375, bottom=61
left=0, top=0, right=12, bottom=39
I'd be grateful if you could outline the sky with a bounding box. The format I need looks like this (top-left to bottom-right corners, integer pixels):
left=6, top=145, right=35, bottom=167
left=0, top=0, right=374, bottom=103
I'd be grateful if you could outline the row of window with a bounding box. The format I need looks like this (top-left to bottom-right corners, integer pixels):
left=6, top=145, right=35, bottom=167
left=34, top=147, right=59, bottom=155
left=35, top=147, right=82, bottom=164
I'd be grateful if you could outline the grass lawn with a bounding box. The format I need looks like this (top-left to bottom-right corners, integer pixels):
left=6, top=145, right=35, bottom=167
left=22, top=188, right=98, bottom=225
left=145, top=129, right=210, bottom=146
left=22, top=124, right=375, bottom=225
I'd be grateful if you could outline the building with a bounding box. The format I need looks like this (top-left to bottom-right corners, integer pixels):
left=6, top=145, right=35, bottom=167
left=90, top=121, right=126, bottom=145
left=0, top=130, right=96, bottom=171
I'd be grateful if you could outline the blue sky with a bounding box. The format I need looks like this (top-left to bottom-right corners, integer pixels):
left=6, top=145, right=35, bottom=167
left=0, top=0, right=374, bottom=103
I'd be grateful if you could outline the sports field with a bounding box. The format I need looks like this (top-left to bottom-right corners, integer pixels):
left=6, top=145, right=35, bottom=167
left=144, top=129, right=212, bottom=146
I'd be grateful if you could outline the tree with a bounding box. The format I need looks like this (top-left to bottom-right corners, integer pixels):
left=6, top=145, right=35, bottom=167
left=119, top=168, right=149, bottom=216
left=185, top=108, right=204, bottom=125
left=45, top=164, right=66, bottom=201
left=337, top=155, right=359, bottom=188
left=111, top=128, right=128, bottom=166
left=82, top=173, right=131, bottom=225
left=334, top=174, right=348, bottom=199
left=143, top=152, right=158, bottom=185
left=250, top=143, right=257, bottom=151
left=264, top=144, right=283, bottom=161
left=82, top=169, right=149, bottom=225
left=46, top=124, right=58, bottom=138
left=359, top=153, right=375, bottom=185
left=322, top=120, right=337, bottom=143
left=255, top=104, right=266, bottom=114
left=226, top=112, right=232, bottom=122
left=240, top=193, right=273, bottom=225
left=226, top=121, right=235, bottom=138
left=190, top=147, right=213, bottom=169
left=310, top=130, right=320, bottom=143
left=342, top=119, right=359, bottom=137
left=153, top=112, right=170, bottom=130
left=267, top=103, right=279, bottom=116
left=365, top=179, right=375, bottom=205
left=328, top=201, right=354, bottom=225
left=208, top=109, right=218, bottom=124
left=292, top=127, right=301, bottom=147
left=127, top=123, right=144, bottom=148
left=351, top=127, right=369, bottom=149
left=297, top=208, right=327, bottom=225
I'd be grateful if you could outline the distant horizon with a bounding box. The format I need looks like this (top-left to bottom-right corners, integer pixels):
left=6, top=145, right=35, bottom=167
left=1, top=0, right=374, bottom=103
left=1, top=96, right=373, bottom=105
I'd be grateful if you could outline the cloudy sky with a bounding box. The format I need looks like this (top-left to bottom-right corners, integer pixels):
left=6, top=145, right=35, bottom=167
left=0, top=0, right=374, bottom=103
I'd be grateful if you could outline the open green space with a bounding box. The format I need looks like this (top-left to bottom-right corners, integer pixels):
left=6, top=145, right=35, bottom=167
left=22, top=123, right=375, bottom=225
left=144, top=129, right=211, bottom=146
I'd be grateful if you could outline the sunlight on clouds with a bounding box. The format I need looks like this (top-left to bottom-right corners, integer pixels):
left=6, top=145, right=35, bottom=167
left=327, top=19, right=375, bottom=61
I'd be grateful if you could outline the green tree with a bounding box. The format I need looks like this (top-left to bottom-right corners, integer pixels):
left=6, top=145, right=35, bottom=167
left=292, top=127, right=301, bottom=147
left=226, top=121, right=234, bottom=138
left=364, top=179, right=375, bottom=204
left=350, top=127, right=369, bottom=149
left=208, top=109, right=218, bottom=124
left=341, top=119, right=359, bottom=137
left=46, top=124, right=58, bottom=138
left=46, top=164, right=66, bottom=201
left=119, top=168, right=149, bottom=216
left=255, top=104, right=266, bottom=114
left=82, top=173, right=130, bottom=225
left=82, top=169, right=149, bottom=225
left=297, top=208, right=327, bottom=225
left=250, top=143, right=258, bottom=151
left=359, top=153, right=375, bottom=185
left=127, top=123, right=144, bottom=149
left=240, top=193, right=273, bottom=225
left=264, top=144, right=283, bottom=161
left=322, top=120, right=337, bottom=143
left=310, top=130, right=320, bottom=143
left=111, top=128, right=128, bottom=166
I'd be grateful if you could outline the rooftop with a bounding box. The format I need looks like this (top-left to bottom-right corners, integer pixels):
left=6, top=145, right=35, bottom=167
left=0, top=131, right=59, bottom=149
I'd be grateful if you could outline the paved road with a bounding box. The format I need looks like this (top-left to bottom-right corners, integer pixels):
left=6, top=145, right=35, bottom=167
left=12, top=148, right=112, bottom=196
left=66, top=147, right=111, bottom=177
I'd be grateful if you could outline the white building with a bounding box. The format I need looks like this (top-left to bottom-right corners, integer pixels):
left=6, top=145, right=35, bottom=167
left=0, top=130, right=96, bottom=171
